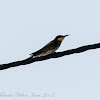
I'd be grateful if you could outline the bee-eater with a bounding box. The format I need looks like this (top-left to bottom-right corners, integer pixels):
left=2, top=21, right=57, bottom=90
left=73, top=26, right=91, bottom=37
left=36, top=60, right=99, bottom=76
left=30, top=35, right=69, bottom=57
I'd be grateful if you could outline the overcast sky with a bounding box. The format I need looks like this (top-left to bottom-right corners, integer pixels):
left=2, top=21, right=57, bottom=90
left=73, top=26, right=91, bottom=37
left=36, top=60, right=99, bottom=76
left=0, top=0, right=100, bottom=100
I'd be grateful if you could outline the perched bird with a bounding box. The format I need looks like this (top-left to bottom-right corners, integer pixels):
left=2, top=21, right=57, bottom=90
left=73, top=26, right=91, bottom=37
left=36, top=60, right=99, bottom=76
left=30, top=35, right=69, bottom=57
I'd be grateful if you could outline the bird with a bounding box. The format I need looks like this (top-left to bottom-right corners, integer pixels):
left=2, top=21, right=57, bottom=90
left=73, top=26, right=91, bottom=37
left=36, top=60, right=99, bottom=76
left=30, top=35, right=69, bottom=57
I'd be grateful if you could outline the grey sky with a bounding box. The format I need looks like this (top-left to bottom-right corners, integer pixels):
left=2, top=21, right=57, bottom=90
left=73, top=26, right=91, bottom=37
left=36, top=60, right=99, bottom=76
left=0, top=0, right=100, bottom=100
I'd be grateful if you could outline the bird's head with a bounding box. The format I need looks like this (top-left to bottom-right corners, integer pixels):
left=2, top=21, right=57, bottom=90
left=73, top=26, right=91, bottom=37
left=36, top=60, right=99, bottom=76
left=55, top=35, right=69, bottom=42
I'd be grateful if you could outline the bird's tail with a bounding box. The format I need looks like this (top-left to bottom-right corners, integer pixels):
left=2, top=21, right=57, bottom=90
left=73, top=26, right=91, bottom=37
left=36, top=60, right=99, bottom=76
left=30, top=53, right=34, bottom=57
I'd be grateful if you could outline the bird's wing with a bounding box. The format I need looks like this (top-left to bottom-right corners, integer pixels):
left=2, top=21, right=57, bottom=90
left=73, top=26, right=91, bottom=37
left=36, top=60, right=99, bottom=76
left=30, top=41, right=58, bottom=56
left=43, top=41, right=58, bottom=51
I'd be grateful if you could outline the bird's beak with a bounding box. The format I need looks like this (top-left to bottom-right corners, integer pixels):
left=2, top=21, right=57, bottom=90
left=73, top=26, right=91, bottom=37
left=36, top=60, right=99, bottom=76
left=64, top=34, right=70, bottom=37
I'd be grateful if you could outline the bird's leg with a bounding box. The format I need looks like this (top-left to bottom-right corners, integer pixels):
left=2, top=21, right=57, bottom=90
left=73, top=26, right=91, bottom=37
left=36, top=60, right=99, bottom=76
left=52, top=52, right=56, bottom=54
